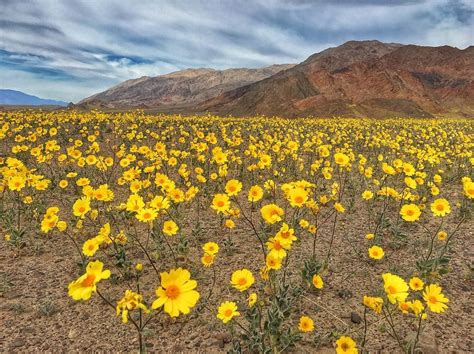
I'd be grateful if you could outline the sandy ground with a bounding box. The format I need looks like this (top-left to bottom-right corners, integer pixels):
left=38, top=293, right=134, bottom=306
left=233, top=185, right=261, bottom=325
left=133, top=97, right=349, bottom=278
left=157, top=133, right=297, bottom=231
left=1, top=200, right=472, bottom=353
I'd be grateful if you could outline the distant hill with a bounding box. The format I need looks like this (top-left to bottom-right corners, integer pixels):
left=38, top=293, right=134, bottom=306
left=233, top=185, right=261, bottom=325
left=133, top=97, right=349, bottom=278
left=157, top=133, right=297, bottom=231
left=0, top=89, right=68, bottom=106
left=77, top=65, right=294, bottom=110
left=77, top=41, right=474, bottom=118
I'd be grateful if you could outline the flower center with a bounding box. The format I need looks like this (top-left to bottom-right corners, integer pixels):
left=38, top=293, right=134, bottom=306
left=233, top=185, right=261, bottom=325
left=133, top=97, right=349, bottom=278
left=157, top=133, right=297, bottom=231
left=82, top=274, right=96, bottom=287
left=217, top=201, right=225, bottom=207
left=238, top=278, right=247, bottom=286
left=341, top=343, right=349, bottom=351
left=78, top=206, right=86, bottom=213
left=428, top=295, right=438, bottom=304
left=224, top=309, right=233, bottom=317
left=436, top=204, right=444, bottom=211
left=294, top=196, right=304, bottom=204
left=165, top=284, right=180, bottom=299
left=388, top=285, right=397, bottom=294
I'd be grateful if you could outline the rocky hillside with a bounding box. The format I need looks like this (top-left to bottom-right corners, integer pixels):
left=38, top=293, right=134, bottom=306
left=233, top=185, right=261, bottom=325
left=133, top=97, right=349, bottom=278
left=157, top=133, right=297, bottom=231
left=202, top=41, right=474, bottom=118
left=77, top=65, right=294, bottom=109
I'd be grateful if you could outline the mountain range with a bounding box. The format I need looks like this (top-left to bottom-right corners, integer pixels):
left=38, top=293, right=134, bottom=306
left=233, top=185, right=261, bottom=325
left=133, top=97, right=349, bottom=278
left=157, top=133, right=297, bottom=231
left=77, top=65, right=294, bottom=111
left=0, top=89, right=68, bottom=106
left=75, top=41, right=474, bottom=118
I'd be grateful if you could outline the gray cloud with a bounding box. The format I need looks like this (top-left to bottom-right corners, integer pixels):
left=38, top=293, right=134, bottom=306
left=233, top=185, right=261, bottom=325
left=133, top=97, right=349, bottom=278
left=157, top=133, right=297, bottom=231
left=0, top=0, right=472, bottom=102
left=0, top=20, right=64, bottom=36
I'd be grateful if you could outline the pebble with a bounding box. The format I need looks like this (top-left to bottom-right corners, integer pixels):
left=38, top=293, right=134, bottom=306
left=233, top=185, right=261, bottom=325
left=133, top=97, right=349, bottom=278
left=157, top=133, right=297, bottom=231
left=22, top=326, right=35, bottom=334
left=418, top=333, right=439, bottom=354
left=337, top=289, right=353, bottom=299
left=68, top=329, right=77, bottom=339
left=10, top=337, right=26, bottom=348
left=213, top=333, right=231, bottom=348
left=189, top=332, right=199, bottom=340
left=172, top=344, right=185, bottom=352
left=350, top=312, right=362, bottom=324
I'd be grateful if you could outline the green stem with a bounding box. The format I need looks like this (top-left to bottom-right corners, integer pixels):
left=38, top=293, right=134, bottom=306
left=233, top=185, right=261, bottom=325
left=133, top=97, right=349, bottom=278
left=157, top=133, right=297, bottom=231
left=382, top=307, right=404, bottom=351
left=361, top=307, right=368, bottom=351
left=324, top=211, right=338, bottom=267
left=413, top=313, right=423, bottom=351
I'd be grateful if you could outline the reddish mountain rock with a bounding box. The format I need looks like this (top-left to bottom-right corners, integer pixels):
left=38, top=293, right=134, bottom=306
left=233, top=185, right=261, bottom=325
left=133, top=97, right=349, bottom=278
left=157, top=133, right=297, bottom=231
left=202, top=41, right=474, bottom=118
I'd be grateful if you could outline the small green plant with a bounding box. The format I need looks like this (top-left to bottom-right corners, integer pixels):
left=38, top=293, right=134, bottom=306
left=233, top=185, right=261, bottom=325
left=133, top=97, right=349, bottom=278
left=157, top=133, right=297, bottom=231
left=0, top=273, right=13, bottom=296
left=38, top=297, right=58, bottom=316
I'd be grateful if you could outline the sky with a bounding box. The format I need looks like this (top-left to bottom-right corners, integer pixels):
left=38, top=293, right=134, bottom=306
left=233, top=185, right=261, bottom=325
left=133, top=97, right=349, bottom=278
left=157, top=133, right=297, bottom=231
left=1, top=0, right=473, bottom=102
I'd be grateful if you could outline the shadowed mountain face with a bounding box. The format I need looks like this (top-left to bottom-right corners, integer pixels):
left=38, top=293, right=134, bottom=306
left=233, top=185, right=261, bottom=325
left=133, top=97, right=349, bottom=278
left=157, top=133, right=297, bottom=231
left=77, top=65, right=294, bottom=109
left=78, top=41, right=474, bottom=118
